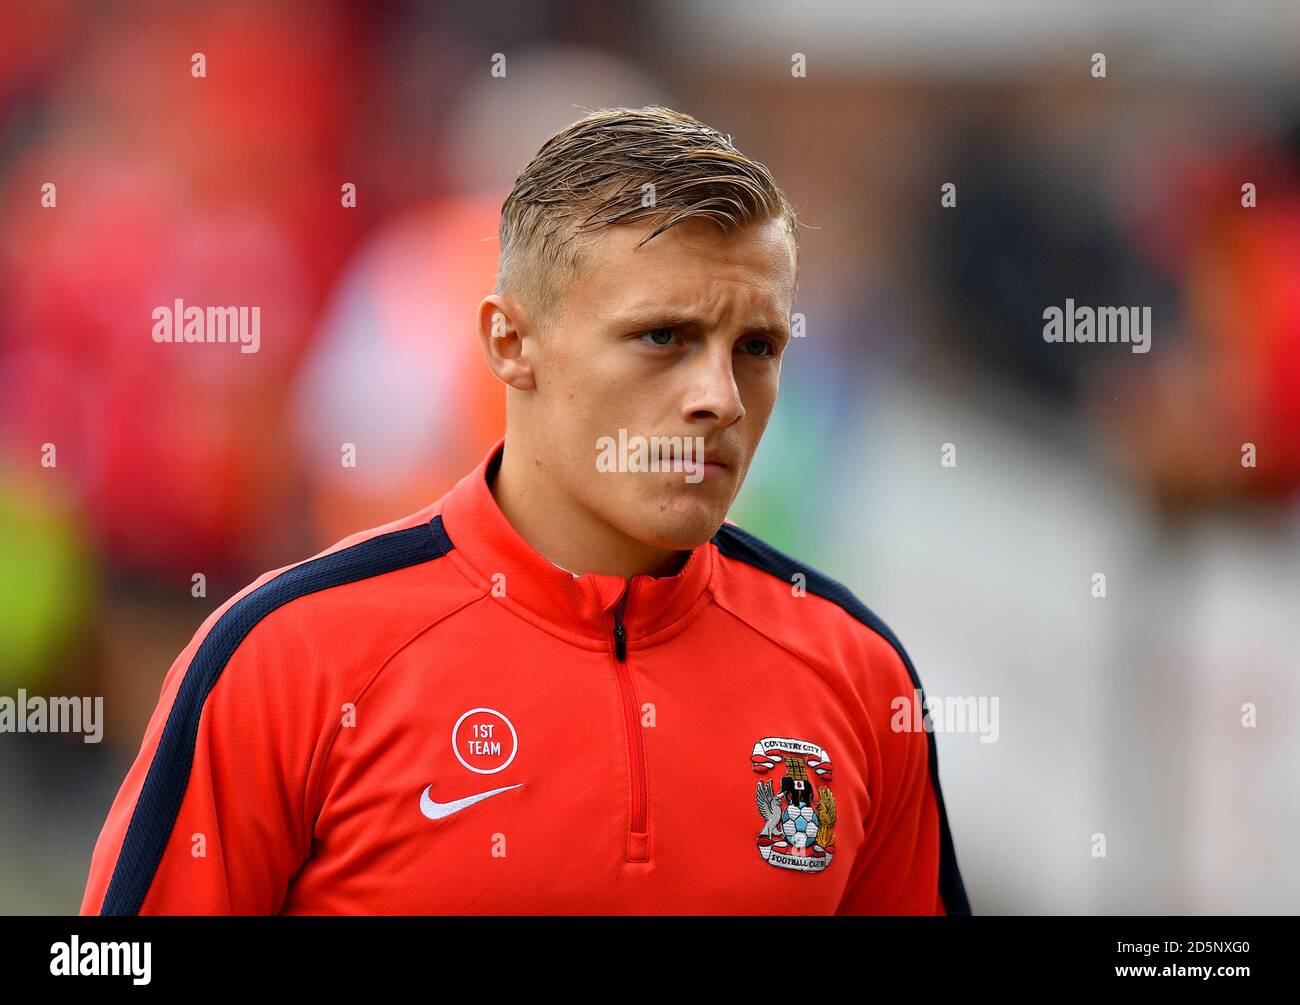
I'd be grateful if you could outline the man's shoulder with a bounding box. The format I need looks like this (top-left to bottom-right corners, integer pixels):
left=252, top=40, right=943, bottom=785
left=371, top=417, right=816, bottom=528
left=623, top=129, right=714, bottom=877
left=236, top=502, right=460, bottom=620
left=177, top=503, right=472, bottom=692
left=708, top=519, right=919, bottom=685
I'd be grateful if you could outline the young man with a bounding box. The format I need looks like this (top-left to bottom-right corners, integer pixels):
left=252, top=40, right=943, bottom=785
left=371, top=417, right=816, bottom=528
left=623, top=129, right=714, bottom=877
left=82, top=106, right=970, bottom=915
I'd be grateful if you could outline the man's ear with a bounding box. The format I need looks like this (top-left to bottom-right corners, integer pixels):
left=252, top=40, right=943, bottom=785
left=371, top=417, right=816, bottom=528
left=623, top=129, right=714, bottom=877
left=477, top=294, right=536, bottom=391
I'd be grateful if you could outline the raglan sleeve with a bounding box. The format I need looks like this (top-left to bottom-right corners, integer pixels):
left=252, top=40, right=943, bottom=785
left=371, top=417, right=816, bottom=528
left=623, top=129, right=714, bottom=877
left=835, top=636, right=964, bottom=916
left=80, top=600, right=323, bottom=916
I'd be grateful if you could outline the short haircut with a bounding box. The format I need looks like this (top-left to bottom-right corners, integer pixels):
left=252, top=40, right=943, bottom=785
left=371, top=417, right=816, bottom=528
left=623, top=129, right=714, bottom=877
left=495, top=105, right=800, bottom=326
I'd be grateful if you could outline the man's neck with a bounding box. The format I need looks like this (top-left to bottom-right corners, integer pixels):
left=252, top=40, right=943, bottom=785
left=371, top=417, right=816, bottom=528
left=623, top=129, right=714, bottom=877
left=489, top=439, right=689, bottom=580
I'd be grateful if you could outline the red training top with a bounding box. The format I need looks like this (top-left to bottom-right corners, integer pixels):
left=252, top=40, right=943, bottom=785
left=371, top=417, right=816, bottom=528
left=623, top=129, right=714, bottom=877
left=81, top=436, right=971, bottom=915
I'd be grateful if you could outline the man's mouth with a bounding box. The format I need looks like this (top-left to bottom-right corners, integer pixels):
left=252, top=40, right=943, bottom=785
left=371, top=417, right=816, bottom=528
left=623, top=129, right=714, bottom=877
left=659, top=446, right=729, bottom=480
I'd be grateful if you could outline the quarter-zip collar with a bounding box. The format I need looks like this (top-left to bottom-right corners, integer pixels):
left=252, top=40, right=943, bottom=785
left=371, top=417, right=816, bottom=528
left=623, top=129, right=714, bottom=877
left=440, top=436, right=715, bottom=650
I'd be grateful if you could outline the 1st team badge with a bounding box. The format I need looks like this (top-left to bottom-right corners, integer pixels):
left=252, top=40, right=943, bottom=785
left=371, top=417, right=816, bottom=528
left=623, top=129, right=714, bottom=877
left=751, top=735, right=836, bottom=872
left=453, top=707, right=518, bottom=774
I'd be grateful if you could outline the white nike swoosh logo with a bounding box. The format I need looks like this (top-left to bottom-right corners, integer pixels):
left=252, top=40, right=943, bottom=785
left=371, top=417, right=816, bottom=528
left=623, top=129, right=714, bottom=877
left=419, top=782, right=523, bottom=820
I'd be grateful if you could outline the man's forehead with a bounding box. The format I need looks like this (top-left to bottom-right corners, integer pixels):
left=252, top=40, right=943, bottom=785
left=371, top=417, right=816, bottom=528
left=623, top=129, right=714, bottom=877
left=605, top=215, right=791, bottom=257
left=574, top=218, right=796, bottom=294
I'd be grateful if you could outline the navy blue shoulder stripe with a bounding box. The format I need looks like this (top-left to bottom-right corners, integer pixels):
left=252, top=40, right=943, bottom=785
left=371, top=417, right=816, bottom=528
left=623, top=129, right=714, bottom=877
left=710, top=521, right=973, bottom=916
left=100, top=515, right=455, bottom=916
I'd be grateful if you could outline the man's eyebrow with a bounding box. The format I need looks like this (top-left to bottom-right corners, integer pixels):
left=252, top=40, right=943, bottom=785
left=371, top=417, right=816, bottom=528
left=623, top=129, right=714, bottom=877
left=607, top=312, right=791, bottom=339
left=743, top=321, right=792, bottom=341
left=605, top=312, right=700, bottom=331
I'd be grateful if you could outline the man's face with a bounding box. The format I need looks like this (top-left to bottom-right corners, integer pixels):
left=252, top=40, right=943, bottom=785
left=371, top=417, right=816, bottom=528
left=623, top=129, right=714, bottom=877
left=528, top=216, right=797, bottom=552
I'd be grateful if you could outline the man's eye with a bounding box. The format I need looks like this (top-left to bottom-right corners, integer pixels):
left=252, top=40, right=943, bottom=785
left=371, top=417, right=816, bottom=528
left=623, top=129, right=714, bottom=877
left=741, top=337, right=776, bottom=357
left=640, top=328, right=676, bottom=346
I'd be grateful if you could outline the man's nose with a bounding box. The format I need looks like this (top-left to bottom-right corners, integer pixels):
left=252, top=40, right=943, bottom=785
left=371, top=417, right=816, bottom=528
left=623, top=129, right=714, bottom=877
left=681, top=345, right=745, bottom=427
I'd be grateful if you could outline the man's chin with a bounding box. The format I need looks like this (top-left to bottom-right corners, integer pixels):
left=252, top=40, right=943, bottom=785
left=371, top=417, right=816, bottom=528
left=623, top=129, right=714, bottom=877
left=628, top=495, right=731, bottom=552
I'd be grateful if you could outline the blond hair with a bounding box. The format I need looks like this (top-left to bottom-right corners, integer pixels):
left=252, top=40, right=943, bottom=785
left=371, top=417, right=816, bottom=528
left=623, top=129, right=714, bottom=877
left=495, top=105, right=799, bottom=326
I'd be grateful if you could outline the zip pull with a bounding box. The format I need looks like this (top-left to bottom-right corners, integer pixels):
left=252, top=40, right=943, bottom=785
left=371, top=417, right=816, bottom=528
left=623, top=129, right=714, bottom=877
left=612, top=584, right=629, bottom=661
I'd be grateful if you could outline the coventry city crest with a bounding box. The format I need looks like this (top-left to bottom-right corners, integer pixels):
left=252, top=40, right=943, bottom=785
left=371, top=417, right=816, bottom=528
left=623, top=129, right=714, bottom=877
left=751, top=736, right=836, bottom=872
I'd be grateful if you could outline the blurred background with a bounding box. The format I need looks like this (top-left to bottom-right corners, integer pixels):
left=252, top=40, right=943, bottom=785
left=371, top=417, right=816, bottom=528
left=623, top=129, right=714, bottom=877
left=1, top=0, right=1297, bottom=914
